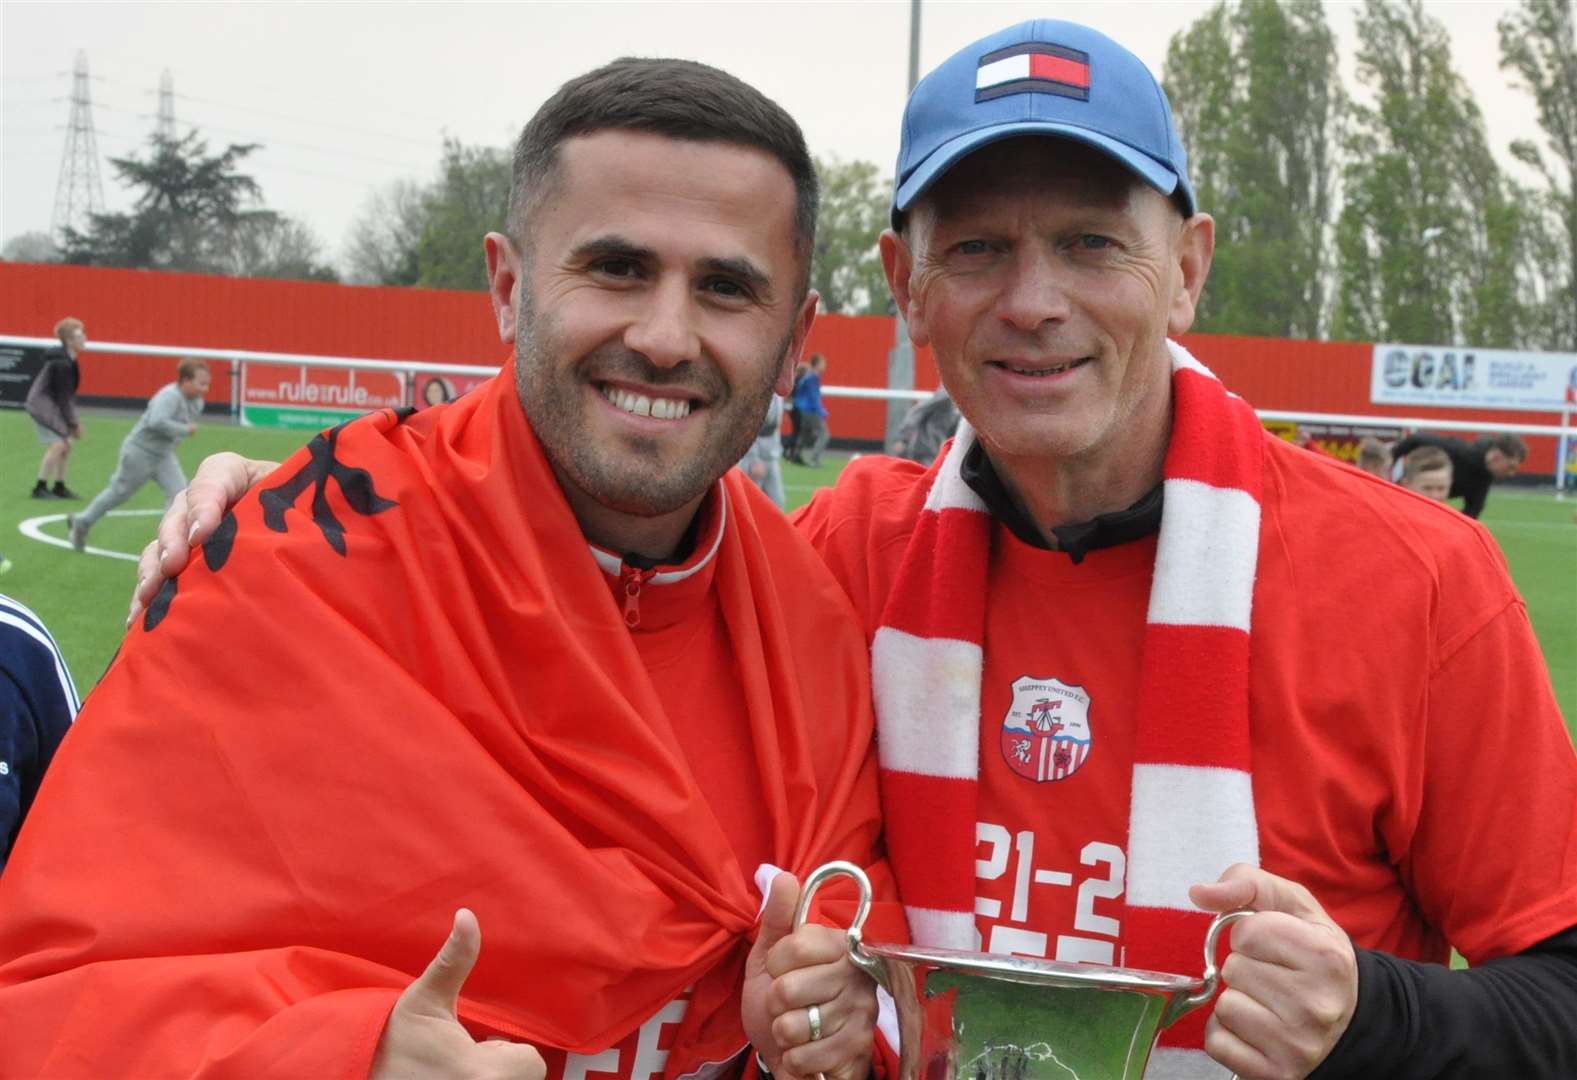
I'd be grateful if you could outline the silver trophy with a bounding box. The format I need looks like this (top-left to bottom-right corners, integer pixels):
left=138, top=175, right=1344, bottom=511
left=794, top=861, right=1249, bottom=1080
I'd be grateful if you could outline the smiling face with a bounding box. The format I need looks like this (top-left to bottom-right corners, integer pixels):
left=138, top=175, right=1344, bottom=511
left=487, top=130, right=815, bottom=534
left=884, top=138, right=1211, bottom=489
left=423, top=378, right=452, bottom=407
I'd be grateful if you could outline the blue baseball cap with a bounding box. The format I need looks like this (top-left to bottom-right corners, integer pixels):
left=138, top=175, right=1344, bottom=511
left=892, top=19, right=1195, bottom=226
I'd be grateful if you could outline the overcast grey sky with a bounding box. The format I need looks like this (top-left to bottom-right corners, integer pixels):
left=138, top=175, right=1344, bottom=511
left=1, top=1, right=1544, bottom=272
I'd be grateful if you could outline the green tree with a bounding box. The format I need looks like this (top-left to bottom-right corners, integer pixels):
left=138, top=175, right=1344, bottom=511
left=1333, top=0, right=1537, bottom=348
left=344, top=180, right=425, bottom=287
left=62, top=132, right=268, bottom=272
left=59, top=130, right=332, bottom=283
left=412, top=139, right=511, bottom=291
left=223, top=216, right=338, bottom=283
left=1164, top=0, right=1342, bottom=340
left=1500, top=0, right=1577, bottom=349
left=341, top=139, right=509, bottom=292
left=810, top=156, right=892, bottom=316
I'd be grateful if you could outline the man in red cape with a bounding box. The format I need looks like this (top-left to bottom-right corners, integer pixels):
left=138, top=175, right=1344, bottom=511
left=0, top=58, right=900, bottom=1080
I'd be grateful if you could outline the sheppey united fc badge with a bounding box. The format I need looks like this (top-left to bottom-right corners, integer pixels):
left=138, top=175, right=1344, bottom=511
left=999, top=675, right=1093, bottom=783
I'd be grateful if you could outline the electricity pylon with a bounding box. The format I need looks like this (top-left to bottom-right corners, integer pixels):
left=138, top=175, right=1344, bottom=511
left=51, top=50, right=106, bottom=237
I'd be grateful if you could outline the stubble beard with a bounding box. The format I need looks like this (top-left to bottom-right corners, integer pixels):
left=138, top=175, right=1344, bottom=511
left=513, top=287, right=789, bottom=518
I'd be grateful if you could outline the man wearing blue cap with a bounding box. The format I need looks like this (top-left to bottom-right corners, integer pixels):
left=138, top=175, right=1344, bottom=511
left=128, top=21, right=1577, bottom=1080
left=788, top=18, right=1577, bottom=1080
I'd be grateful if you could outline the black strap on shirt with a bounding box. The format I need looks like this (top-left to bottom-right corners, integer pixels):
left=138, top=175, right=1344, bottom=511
left=956, top=441, right=1577, bottom=1074
left=958, top=438, right=1162, bottom=562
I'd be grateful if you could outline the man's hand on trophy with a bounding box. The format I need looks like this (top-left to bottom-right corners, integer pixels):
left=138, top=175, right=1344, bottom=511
left=1189, top=864, right=1358, bottom=1080
left=743, top=872, right=877, bottom=1080
left=127, top=452, right=278, bottom=626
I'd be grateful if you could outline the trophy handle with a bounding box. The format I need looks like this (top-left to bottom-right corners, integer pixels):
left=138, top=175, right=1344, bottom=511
left=792, top=861, right=886, bottom=989
left=1164, top=908, right=1254, bottom=1027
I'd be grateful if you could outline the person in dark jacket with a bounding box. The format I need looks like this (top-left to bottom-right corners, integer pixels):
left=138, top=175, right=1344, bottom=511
left=890, top=385, right=960, bottom=466
left=0, top=593, right=78, bottom=872
left=1390, top=431, right=1526, bottom=518
left=24, top=317, right=87, bottom=500
left=783, top=360, right=809, bottom=461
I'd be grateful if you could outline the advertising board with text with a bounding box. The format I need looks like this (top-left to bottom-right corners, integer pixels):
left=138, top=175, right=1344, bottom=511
left=0, top=345, right=47, bottom=409
left=240, top=364, right=406, bottom=430
left=1371, top=344, right=1577, bottom=413
left=1262, top=419, right=1405, bottom=465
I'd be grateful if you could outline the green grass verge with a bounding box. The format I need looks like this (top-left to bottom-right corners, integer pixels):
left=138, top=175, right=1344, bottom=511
left=1477, top=488, right=1577, bottom=724
left=2, top=409, right=310, bottom=691
left=783, top=452, right=856, bottom=510
left=4, top=409, right=1574, bottom=742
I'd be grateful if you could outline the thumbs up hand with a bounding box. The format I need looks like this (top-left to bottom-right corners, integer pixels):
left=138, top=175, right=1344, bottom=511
left=1189, top=865, right=1358, bottom=1080
left=742, top=873, right=878, bottom=1080
left=371, top=909, right=547, bottom=1080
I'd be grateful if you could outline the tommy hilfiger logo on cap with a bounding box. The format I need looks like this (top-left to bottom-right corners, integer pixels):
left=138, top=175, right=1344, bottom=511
left=975, top=43, right=1090, bottom=103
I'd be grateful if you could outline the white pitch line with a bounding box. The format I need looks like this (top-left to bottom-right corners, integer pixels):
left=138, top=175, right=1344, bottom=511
left=19, top=508, right=163, bottom=563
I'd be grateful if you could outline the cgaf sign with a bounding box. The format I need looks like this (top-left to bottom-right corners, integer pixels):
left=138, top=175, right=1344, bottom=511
left=241, top=363, right=406, bottom=430
left=1371, top=344, right=1577, bottom=413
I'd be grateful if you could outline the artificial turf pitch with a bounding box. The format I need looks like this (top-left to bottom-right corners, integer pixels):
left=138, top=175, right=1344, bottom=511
left=4, top=407, right=1574, bottom=739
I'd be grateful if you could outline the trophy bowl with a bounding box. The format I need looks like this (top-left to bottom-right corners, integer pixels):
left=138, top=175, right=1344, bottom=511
left=794, top=861, right=1249, bottom=1080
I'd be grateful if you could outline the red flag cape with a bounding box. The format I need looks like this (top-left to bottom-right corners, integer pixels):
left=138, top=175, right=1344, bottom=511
left=0, top=363, right=900, bottom=1078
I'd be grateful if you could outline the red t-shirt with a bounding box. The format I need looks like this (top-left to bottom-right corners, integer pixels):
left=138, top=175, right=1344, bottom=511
left=972, top=530, right=1155, bottom=966
left=795, top=433, right=1577, bottom=967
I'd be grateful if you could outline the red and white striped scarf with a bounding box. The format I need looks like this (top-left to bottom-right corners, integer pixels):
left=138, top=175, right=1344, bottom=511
left=871, top=341, right=1263, bottom=1077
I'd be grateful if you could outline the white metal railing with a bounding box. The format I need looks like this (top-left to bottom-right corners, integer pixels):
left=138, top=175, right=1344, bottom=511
left=1254, top=409, right=1567, bottom=438
left=821, top=385, right=932, bottom=402
left=0, top=335, right=499, bottom=378
left=1, top=334, right=1567, bottom=435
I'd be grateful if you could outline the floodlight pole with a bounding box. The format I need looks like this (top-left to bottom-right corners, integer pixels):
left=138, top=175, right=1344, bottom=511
left=885, top=0, right=922, bottom=451
left=908, top=0, right=922, bottom=89
left=1558, top=406, right=1571, bottom=498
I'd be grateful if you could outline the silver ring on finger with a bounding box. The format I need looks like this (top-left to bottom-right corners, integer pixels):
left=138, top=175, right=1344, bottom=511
left=807, top=1002, right=823, bottom=1042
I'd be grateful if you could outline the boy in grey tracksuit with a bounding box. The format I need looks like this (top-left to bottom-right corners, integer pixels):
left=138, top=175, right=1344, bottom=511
left=69, top=359, right=211, bottom=552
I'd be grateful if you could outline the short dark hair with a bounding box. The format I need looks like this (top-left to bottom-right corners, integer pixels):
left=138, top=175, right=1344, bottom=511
left=1403, top=445, right=1452, bottom=481
left=176, top=357, right=208, bottom=382
left=1481, top=433, right=1527, bottom=462
left=506, top=57, right=818, bottom=291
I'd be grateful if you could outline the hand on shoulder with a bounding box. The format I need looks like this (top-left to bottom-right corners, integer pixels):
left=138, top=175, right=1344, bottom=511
left=127, top=452, right=280, bottom=627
